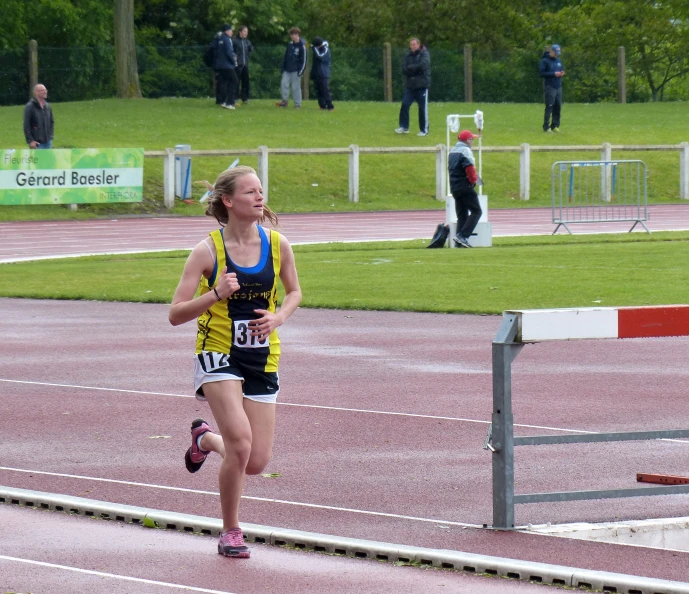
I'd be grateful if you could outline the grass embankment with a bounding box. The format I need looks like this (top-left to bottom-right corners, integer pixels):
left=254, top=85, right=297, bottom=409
left=1, top=232, right=687, bottom=314
left=1, top=99, right=688, bottom=221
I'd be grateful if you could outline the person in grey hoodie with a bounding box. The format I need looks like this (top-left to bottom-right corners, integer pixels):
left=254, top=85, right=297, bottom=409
left=232, top=25, right=254, bottom=104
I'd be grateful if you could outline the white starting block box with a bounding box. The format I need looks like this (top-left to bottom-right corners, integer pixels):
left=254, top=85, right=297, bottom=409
left=445, top=193, right=493, bottom=248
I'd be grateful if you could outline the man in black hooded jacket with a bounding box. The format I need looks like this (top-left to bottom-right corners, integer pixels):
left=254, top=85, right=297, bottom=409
left=395, top=38, right=430, bottom=137
left=539, top=44, right=565, bottom=132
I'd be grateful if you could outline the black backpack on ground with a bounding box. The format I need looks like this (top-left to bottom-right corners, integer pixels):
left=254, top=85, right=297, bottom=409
left=427, top=223, right=449, bottom=248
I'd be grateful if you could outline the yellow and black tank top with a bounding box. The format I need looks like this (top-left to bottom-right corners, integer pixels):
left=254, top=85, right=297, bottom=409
left=195, top=225, right=281, bottom=373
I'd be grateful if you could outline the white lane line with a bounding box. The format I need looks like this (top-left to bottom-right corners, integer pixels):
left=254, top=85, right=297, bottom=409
left=0, top=554, right=236, bottom=593
left=0, top=377, right=597, bottom=434
left=0, top=466, right=483, bottom=529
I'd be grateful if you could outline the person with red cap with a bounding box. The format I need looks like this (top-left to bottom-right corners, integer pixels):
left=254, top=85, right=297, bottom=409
left=448, top=130, right=481, bottom=248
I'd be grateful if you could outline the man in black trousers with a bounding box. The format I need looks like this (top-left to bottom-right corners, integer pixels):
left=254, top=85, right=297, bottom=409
left=215, top=24, right=238, bottom=110
left=232, top=25, right=254, bottom=104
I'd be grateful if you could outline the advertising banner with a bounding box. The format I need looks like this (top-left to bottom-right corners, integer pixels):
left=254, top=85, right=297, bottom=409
left=0, top=148, right=144, bottom=205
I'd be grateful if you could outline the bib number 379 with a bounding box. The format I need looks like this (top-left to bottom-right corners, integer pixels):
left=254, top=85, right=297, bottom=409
left=233, top=320, right=268, bottom=348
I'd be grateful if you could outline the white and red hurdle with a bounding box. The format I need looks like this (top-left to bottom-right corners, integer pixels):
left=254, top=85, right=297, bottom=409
left=488, top=305, right=689, bottom=530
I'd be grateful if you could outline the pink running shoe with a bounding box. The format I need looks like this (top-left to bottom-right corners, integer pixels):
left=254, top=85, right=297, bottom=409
left=218, top=528, right=250, bottom=558
left=184, top=418, right=212, bottom=473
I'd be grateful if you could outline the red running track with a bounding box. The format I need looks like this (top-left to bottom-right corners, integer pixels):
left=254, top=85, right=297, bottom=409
left=2, top=204, right=689, bottom=262
left=1, top=298, right=688, bottom=588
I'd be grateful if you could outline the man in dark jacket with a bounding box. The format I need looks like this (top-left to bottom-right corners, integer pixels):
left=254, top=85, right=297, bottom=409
left=214, top=24, right=238, bottom=110
left=23, top=84, right=54, bottom=149
left=277, top=27, right=306, bottom=108
left=539, top=44, right=565, bottom=132
left=232, top=25, right=254, bottom=104
left=448, top=130, right=481, bottom=248
left=395, top=38, right=430, bottom=137
left=310, top=37, right=334, bottom=111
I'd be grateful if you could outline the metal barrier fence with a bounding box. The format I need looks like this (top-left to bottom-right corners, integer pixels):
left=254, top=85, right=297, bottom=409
left=487, top=307, right=689, bottom=530
left=551, top=160, right=649, bottom=234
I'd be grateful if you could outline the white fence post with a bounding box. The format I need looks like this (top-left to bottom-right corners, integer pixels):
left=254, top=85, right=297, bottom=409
left=601, top=142, right=612, bottom=202
left=257, top=145, right=269, bottom=203
left=435, top=144, right=447, bottom=201
left=163, top=148, right=175, bottom=209
left=519, top=143, right=530, bottom=201
left=680, top=142, right=689, bottom=200
left=349, top=144, right=359, bottom=203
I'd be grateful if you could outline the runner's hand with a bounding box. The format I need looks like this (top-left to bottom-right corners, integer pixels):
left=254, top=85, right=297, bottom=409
left=250, top=309, right=281, bottom=340
left=215, top=267, right=240, bottom=299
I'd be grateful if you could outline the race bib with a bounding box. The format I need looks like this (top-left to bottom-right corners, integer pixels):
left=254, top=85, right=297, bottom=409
left=233, top=320, right=268, bottom=348
left=200, top=351, right=230, bottom=372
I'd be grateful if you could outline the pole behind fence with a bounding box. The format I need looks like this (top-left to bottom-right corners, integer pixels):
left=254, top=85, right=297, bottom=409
left=28, top=40, right=38, bottom=98
left=617, top=46, right=626, bottom=104
left=464, top=45, right=473, bottom=104
left=383, top=43, right=393, bottom=102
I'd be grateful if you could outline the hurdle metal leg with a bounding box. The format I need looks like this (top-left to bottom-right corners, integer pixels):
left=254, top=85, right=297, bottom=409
left=490, top=313, right=523, bottom=530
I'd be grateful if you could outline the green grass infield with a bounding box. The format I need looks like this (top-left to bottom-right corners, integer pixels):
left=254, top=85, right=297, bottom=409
left=1, top=99, right=688, bottom=221
left=1, top=232, right=687, bottom=315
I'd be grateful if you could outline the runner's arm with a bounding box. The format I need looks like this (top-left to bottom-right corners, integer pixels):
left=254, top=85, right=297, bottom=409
left=168, top=242, right=219, bottom=326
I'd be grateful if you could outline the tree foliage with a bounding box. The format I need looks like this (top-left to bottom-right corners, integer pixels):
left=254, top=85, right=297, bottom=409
left=3, top=0, right=689, bottom=101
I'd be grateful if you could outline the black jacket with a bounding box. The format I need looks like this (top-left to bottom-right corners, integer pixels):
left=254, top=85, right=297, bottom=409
left=310, top=41, right=331, bottom=80
left=539, top=51, right=564, bottom=89
left=402, top=46, right=430, bottom=90
left=232, top=37, right=254, bottom=67
left=282, top=39, right=307, bottom=75
left=214, top=33, right=236, bottom=70
left=23, top=98, right=54, bottom=145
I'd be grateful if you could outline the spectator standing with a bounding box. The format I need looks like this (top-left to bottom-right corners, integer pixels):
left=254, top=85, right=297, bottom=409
left=539, top=44, right=565, bottom=132
left=208, top=29, right=223, bottom=105
left=232, top=26, right=254, bottom=104
left=395, top=38, right=430, bottom=137
left=276, top=27, right=306, bottom=108
left=448, top=130, right=482, bottom=248
left=23, top=84, right=54, bottom=149
left=215, top=24, right=238, bottom=110
left=310, top=37, right=334, bottom=111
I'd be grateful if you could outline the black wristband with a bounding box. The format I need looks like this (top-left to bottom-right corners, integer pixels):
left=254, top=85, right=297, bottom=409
left=213, top=287, right=222, bottom=301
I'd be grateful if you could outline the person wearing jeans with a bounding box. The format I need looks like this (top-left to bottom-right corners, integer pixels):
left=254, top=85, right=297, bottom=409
left=395, top=38, right=430, bottom=137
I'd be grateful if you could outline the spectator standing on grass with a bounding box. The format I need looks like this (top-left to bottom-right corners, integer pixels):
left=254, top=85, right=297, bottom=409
left=276, top=27, right=306, bottom=108
left=23, top=84, right=54, bottom=149
left=395, top=38, right=430, bottom=137
left=539, top=44, right=565, bottom=132
left=310, top=37, right=334, bottom=111
left=169, top=166, right=302, bottom=559
left=448, top=130, right=482, bottom=248
left=232, top=26, right=254, bottom=104
left=215, top=24, right=238, bottom=110
left=208, top=29, right=224, bottom=105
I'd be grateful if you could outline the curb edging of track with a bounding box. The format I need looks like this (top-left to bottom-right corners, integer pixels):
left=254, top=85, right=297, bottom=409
left=2, top=486, right=689, bottom=594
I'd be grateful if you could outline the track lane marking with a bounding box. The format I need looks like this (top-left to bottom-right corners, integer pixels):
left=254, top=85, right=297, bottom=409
left=0, top=554, right=236, bottom=593
left=3, top=378, right=688, bottom=441
left=0, top=466, right=483, bottom=529
left=0, top=377, right=604, bottom=434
